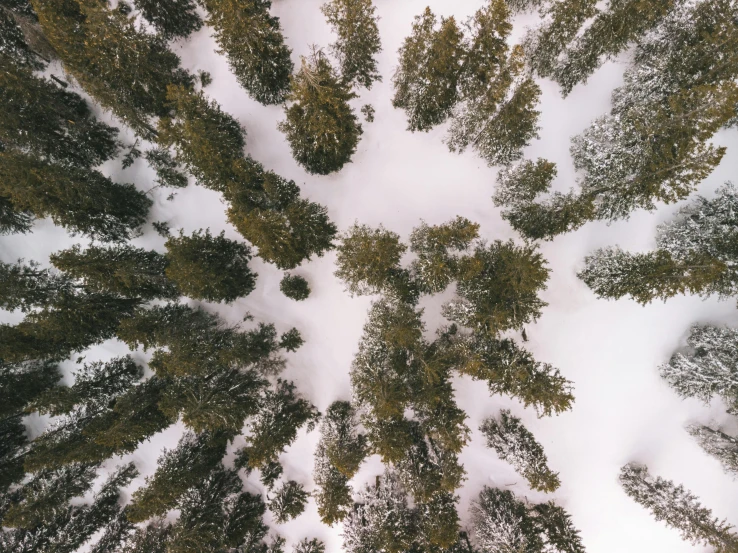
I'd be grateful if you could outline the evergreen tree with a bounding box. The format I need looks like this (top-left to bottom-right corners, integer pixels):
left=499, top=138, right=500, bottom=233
left=89, top=509, right=137, bottom=553
left=619, top=463, right=738, bottom=551
left=443, top=240, right=550, bottom=333
left=471, top=487, right=543, bottom=553
left=480, top=410, right=560, bottom=492
left=0, top=196, right=33, bottom=235
left=127, top=430, right=230, bottom=523
left=313, top=441, right=352, bottom=525
left=0, top=152, right=151, bottom=242
left=0, top=260, right=72, bottom=312
left=532, top=502, right=586, bottom=553
left=392, top=7, right=465, bottom=132
left=659, top=325, right=738, bottom=408
left=280, top=274, right=311, bottom=301
left=165, top=229, right=256, bottom=303
left=199, top=0, right=292, bottom=105
left=259, top=460, right=284, bottom=490
left=0, top=7, right=45, bottom=69
left=32, top=0, right=193, bottom=137
left=0, top=58, right=120, bottom=168
left=269, top=480, right=308, bottom=524
left=321, top=0, right=382, bottom=89
left=687, top=424, right=738, bottom=478
left=145, top=148, right=189, bottom=189
left=50, top=244, right=178, bottom=301
left=318, top=401, right=367, bottom=478
left=294, top=539, right=325, bottom=553
left=118, top=521, right=172, bottom=553
left=279, top=51, right=362, bottom=175
left=133, top=0, right=202, bottom=40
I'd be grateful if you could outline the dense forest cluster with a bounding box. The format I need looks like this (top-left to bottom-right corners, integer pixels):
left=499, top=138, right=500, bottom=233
left=0, top=0, right=737, bottom=551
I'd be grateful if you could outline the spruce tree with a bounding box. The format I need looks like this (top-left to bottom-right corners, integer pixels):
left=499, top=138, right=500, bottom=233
left=280, top=274, right=311, bottom=301
left=0, top=7, right=45, bottom=69
left=317, top=401, right=367, bottom=478
left=313, top=441, right=352, bottom=525
left=294, top=539, right=325, bottom=553
left=199, top=0, right=292, bottom=104
left=392, top=7, right=465, bottom=132
left=269, top=480, right=309, bottom=524
left=0, top=152, right=151, bottom=242
left=50, top=244, right=178, bottom=301
left=620, top=463, right=738, bottom=551
left=471, top=487, right=543, bottom=553
left=687, top=424, right=738, bottom=478
left=0, top=260, right=72, bottom=312
left=145, top=148, right=189, bottom=189
left=0, top=196, right=33, bottom=235
left=321, top=0, right=382, bottom=89
left=133, top=0, right=202, bottom=40
left=480, top=410, right=560, bottom=492
left=279, top=51, right=362, bottom=175
left=165, top=229, right=256, bottom=303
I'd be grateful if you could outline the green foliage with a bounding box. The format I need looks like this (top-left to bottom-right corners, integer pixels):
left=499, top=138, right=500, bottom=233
left=0, top=260, right=72, bottom=312
left=51, top=244, right=178, bottom=301
left=269, top=480, right=309, bottom=524
left=200, top=0, right=292, bottom=104
left=280, top=273, right=311, bottom=301
left=361, top=104, right=375, bottom=122
left=279, top=328, right=305, bottom=352
left=279, top=51, right=362, bottom=175
left=133, top=0, right=202, bottom=40
left=392, top=7, right=465, bottom=131
left=165, top=229, right=256, bottom=303
left=322, top=0, right=382, bottom=89
left=145, top=148, right=189, bottom=188
left=0, top=7, right=45, bottom=69
left=319, top=401, right=368, bottom=478
left=313, top=442, right=352, bottom=525
left=259, top=460, right=283, bottom=489
left=294, top=538, right=326, bottom=553
left=0, top=195, right=33, bottom=235
left=0, top=151, right=151, bottom=242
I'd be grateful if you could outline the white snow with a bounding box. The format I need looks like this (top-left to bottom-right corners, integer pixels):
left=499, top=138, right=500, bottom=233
left=3, top=1, right=738, bottom=552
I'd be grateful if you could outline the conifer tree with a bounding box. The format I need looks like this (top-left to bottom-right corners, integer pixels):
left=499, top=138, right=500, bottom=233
left=0, top=260, right=73, bottom=312
left=480, top=410, right=560, bottom=492
left=280, top=274, right=311, bottom=301
left=199, top=0, right=292, bottom=105
left=620, top=463, right=738, bottom=551
left=392, top=7, right=465, bottom=132
left=294, top=538, right=325, bottom=553
left=133, top=0, right=202, bottom=40
left=165, top=229, right=256, bottom=303
left=145, top=148, right=189, bottom=189
left=0, top=196, right=33, bottom=235
left=317, top=401, right=367, bottom=478
left=443, top=240, right=550, bottom=333
left=269, top=480, right=309, bottom=524
left=321, top=0, right=382, bottom=89
left=687, top=424, right=738, bottom=478
left=659, top=325, right=738, bottom=408
left=279, top=51, right=362, bottom=175
left=50, top=244, right=178, bottom=301
left=313, top=441, right=352, bottom=525
left=471, top=487, right=542, bottom=553
left=0, top=152, right=151, bottom=242
left=0, top=7, right=45, bottom=69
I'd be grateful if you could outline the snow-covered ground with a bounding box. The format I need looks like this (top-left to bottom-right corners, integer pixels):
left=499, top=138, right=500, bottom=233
left=3, top=1, right=738, bottom=551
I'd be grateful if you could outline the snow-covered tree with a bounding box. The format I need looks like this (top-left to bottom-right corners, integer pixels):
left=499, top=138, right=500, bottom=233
left=322, top=0, right=382, bottom=89
left=0, top=260, right=73, bottom=313
left=313, top=441, right=353, bottom=525
left=660, top=325, right=738, bottom=408
left=133, top=0, right=202, bottom=40
left=480, top=410, right=560, bottom=492
left=318, top=401, right=368, bottom=478
left=294, top=538, right=326, bottom=553
left=280, top=274, right=311, bottom=301
left=471, top=487, right=542, bottom=553
left=619, top=463, right=738, bottom=551
left=687, top=424, right=738, bottom=478
left=269, top=481, right=309, bottom=524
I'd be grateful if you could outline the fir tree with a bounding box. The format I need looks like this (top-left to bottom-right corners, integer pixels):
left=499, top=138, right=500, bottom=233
left=280, top=274, right=311, bottom=301
left=50, top=244, right=178, bottom=301
left=687, top=424, right=738, bottom=478
left=620, top=463, right=738, bottom=551
left=279, top=51, right=362, bottom=175
left=0, top=196, right=33, bottom=235
left=318, top=401, right=367, bottom=478
left=165, top=229, right=256, bottom=303
left=659, top=325, right=738, bottom=408
left=269, top=480, right=309, bottom=524
left=0, top=7, right=45, bottom=69
left=321, top=0, right=382, bottom=89
left=145, top=148, right=189, bottom=189
left=0, top=152, right=151, bottom=242
left=471, top=487, right=543, bottom=553
left=118, top=521, right=172, bottom=553
left=0, top=260, right=72, bottom=312
left=294, top=538, right=326, bottom=553
left=133, top=0, right=202, bottom=40
left=480, top=410, right=560, bottom=492
left=259, top=460, right=284, bottom=490
left=392, top=7, right=465, bottom=132
left=199, top=0, right=292, bottom=104
left=313, top=441, right=352, bottom=525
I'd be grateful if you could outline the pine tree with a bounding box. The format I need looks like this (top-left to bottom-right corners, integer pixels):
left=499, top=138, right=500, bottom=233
left=321, top=0, right=382, bottom=89
left=133, top=0, right=202, bottom=40
left=317, top=401, right=367, bottom=478
left=145, top=148, right=189, bottom=189
left=480, top=410, right=560, bottom=492
left=532, top=501, right=586, bottom=553
left=659, top=325, right=738, bottom=408
left=50, top=244, right=178, bottom=301
left=313, top=441, right=353, bottom=525
left=280, top=274, right=311, bottom=301
left=294, top=538, right=325, bottom=553
left=619, top=463, right=738, bottom=551
left=0, top=58, right=120, bottom=168
left=0, top=196, right=33, bottom=235
left=443, top=240, right=550, bottom=333
left=269, top=480, right=309, bottom=524
left=279, top=51, right=362, bottom=175
left=0, top=152, right=151, bottom=242
left=199, top=0, right=292, bottom=104
left=165, top=229, right=256, bottom=303
left=687, top=424, right=738, bottom=478
left=127, top=431, right=230, bottom=523
left=0, top=7, right=45, bottom=69
left=471, top=487, right=543, bottom=553
left=0, top=260, right=73, bottom=312
left=392, top=7, right=465, bottom=132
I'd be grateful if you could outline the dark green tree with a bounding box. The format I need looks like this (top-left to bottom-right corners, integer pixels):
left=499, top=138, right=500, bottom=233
left=0, top=260, right=72, bottom=312
left=0, top=151, right=151, bottom=242
left=392, top=7, right=465, bottom=131
left=200, top=0, right=292, bottom=104
left=50, top=244, right=178, bottom=301
left=133, top=0, right=202, bottom=40
left=313, top=441, right=352, bottom=525
left=0, top=196, right=33, bottom=235
left=321, top=0, right=382, bottom=89
left=280, top=274, right=311, bottom=301
left=269, top=480, right=309, bottom=524
left=471, top=487, right=543, bottom=553
left=0, top=7, right=46, bottom=69
left=318, top=401, right=367, bottom=478
left=145, top=148, right=189, bottom=189
left=279, top=51, right=362, bottom=175
left=165, top=229, right=256, bottom=303
left=294, top=538, right=325, bottom=553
